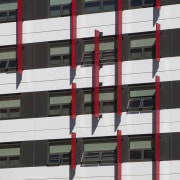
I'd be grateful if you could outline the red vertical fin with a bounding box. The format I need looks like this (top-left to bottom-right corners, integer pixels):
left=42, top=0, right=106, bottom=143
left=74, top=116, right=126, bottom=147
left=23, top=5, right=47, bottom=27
left=94, top=30, right=100, bottom=118
left=72, top=0, right=77, bottom=69
left=155, top=23, right=160, bottom=62
left=117, top=130, right=122, bottom=180
left=155, top=75, right=160, bottom=180
left=17, top=0, right=23, bottom=74
left=117, top=0, right=122, bottom=116
left=72, top=83, right=76, bottom=120
left=156, top=0, right=161, bottom=10
left=71, top=132, right=76, bottom=169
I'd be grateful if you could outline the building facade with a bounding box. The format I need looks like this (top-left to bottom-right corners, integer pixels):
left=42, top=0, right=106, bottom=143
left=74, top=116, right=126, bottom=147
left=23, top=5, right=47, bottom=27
left=0, top=0, right=180, bottom=179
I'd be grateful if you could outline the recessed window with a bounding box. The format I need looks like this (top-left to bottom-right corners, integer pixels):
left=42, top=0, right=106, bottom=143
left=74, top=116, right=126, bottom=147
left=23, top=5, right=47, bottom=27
left=130, top=0, right=155, bottom=8
left=0, top=144, right=20, bottom=168
left=129, top=136, right=154, bottom=161
left=0, top=47, right=17, bottom=72
left=48, top=142, right=71, bottom=166
left=81, top=139, right=116, bottom=166
left=81, top=37, right=116, bottom=65
left=49, top=42, right=71, bottom=67
left=50, top=0, right=72, bottom=17
left=127, top=85, right=155, bottom=112
left=84, top=0, right=117, bottom=14
left=0, top=95, right=20, bottom=119
left=49, top=92, right=71, bottom=116
left=130, top=34, right=155, bottom=60
left=0, top=0, right=17, bottom=23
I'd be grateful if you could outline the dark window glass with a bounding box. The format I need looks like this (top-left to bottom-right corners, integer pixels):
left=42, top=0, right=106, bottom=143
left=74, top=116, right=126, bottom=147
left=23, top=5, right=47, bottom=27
left=103, top=0, right=116, bottom=11
left=131, top=0, right=142, bottom=7
left=85, top=2, right=101, bottom=13
left=50, top=6, right=61, bottom=17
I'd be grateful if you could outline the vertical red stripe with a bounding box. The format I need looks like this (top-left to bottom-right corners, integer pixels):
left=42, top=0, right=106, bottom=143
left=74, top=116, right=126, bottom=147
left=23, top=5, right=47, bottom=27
left=155, top=76, right=160, bottom=180
left=117, top=0, right=122, bottom=116
left=155, top=23, right=160, bottom=62
left=156, top=0, right=161, bottom=10
left=72, top=0, right=77, bottom=69
left=17, top=0, right=23, bottom=74
left=71, top=132, right=76, bottom=169
left=71, top=83, right=76, bottom=120
left=94, top=30, right=100, bottom=118
left=117, top=130, right=122, bottom=180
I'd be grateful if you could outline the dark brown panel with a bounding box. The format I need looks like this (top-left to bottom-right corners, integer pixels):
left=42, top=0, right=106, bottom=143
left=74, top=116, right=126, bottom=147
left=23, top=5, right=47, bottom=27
left=170, top=81, right=180, bottom=109
left=34, top=141, right=48, bottom=166
left=21, top=92, right=35, bottom=118
left=76, top=138, right=83, bottom=164
left=21, top=141, right=34, bottom=167
left=122, top=85, right=128, bottom=112
left=34, top=42, right=49, bottom=69
left=162, top=0, right=180, bottom=5
left=172, top=133, right=180, bottom=160
left=34, top=91, right=49, bottom=117
left=121, top=136, right=129, bottom=162
left=76, top=89, right=84, bottom=115
left=122, top=34, right=129, bottom=62
left=23, top=0, right=35, bottom=21
left=23, top=43, right=35, bottom=70
left=77, top=39, right=84, bottom=65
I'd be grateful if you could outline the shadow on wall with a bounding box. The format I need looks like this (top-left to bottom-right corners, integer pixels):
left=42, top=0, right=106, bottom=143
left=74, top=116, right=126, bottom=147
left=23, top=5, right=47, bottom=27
left=153, top=7, right=160, bottom=26
left=16, top=72, right=22, bottom=89
left=69, top=166, right=75, bottom=180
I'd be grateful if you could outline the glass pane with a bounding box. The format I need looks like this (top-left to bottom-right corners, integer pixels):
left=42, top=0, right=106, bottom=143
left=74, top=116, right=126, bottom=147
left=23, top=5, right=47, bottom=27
left=103, top=0, right=116, bottom=11
left=102, top=101, right=114, bottom=113
left=130, top=37, right=155, bottom=48
left=101, top=50, right=116, bottom=62
left=62, top=104, right=70, bottom=115
left=48, top=154, right=60, bottom=164
left=84, top=103, right=92, bottom=113
left=0, top=96, right=20, bottom=108
left=50, top=94, right=71, bottom=104
left=84, top=142, right=116, bottom=152
left=50, top=46, right=70, bottom=55
left=0, top=12, right=7, bottom=21
left=131, top=49, right=142, bottom=59
left=85, top=43, right=94, bottom=52
left=85, top=2, right=101, bottom=13
left=144, top=0, right=154, bottom=5
left=50, top=6, right=61, bottom=17
left=50, top=144, right=71, bottom=153
left=0, top=49, right=16, bottom=60
left=62, top=5, right=71, bottom=16
left=50, top=56, right=61, bottom=65
left=8, top=60, right=17, bottom=68
left=50, top=0, right=71, bottom=6
left=0, top=0, right=17, bottom=11
left=130, top=139, right=152, bottom=150
left=63, top=55, right=70, bottom=65
left=84, top=93, right=92, bottom=102
left=0, top=147, right=20, bottom=156
left=82, top=152, right=100, bottom=164
left=0, top=61, right=7, bottom=69
left=131, top=0, right=142, bottom=7
left=144, top=47, right=154, bottom=58
left=144, top=150, right=154, bottom=159
left=9, top=157, right=20, bottom=167
left=0, top=157, right=7, bottom=168
left=83, top=52, right=94, bottom=64
left=130, top=150, right=141, bottom=159
left=0, top=109, right=7, bottom=118
left=130, top=89, right=155, bottom=98
left=128, top=99, right=141, bottom=109
left=49, top=105, right=60, bottom=115
left=9, top=108, right=20, bottom=118
left=101, top=151, right=116, bottom=162
left=142, top=99, right=154, bottom=108
left=62, top=153, right=70, bottom=164
left=9, top=10, right=16, bottom=20
left=99, top=91, right=114, bottom=101
left=100, top=41, right=114, bottom=51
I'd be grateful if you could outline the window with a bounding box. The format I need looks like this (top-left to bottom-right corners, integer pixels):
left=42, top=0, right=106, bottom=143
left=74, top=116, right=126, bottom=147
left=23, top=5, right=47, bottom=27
left=0, top=95, right=20, bottom=119
left=48, top=142, right=71, bottom=166
left=127, top=85, right=155, bottom=112
left=49, top=92, right=71, bottom=116
left=0, top=47, right=16, bottom=72
left=84, top=0, right=117, bottom=14
left=0, top=0, right=17, bottom=23
left=129, top=136, right=154, bottom=161
left=0, top=144, right=20, bottom=168
left=83, top=88, right=116, bottom=114
left=81, top=139, right=116, bottom=166
left=50, top=0, right=72, bottom=17
left=130, top=34, right=155, bottom=60
left=81, top=37, right=116, bottom=65
left=49, top=42, right=71, bottom=67
left=130, top=0, right=155, bottom=8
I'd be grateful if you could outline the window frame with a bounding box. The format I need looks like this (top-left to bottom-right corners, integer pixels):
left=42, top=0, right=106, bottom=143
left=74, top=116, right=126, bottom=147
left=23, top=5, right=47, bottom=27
left=0, top=0, right=17, bottom=23
left=81, top=138, right=117, bottom=166
left=0, top=94, right=21, bottom=120
left=48, top=90, right=72, bottom=117
left=0, top=143, right=21, bottom=168
left=129, top=33, right=156, bottom=60
left=127, top=84, right=155, bottom=112
left=128, top=135, right=154, bottom=162
left=47, top=140, right=71, bottom=166
left=48, top=41, right=72, bottom=67
left=49, top=0, right=72, bottom=18
left=129, top=0, right=155, bottom=9
left=83, top=0, right=117, bottom=14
